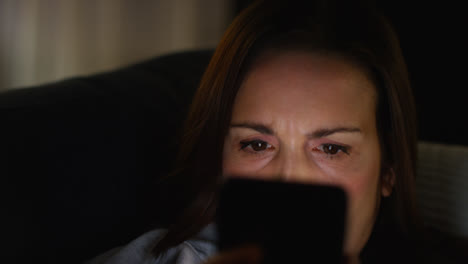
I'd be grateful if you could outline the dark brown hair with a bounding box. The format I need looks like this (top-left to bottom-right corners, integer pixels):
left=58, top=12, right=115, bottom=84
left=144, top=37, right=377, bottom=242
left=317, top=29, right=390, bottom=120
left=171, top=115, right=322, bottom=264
left=153, top=0, right=419, bottom=256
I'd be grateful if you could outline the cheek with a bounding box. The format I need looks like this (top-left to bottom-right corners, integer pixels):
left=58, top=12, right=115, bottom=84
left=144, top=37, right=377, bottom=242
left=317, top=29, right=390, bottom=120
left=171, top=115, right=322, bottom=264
left=340, top=140, right=381, bottom=195
left=222, top=155, right=275, bottom=180
left=338, top=145, right=382, bottom=255
left=345, top=162, right=380, bottom=197
left=318, top=146, right=381, bottom=199
left=222, top=143, right=238, bottom=176
left=341, top=169, right=380, bottom=217
left=222, top=141, right=271, bottom=178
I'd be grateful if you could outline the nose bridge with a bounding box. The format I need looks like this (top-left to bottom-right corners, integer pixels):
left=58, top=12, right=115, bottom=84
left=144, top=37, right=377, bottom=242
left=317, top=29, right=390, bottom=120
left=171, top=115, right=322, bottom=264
left=278, top=145, right=318, bottom=183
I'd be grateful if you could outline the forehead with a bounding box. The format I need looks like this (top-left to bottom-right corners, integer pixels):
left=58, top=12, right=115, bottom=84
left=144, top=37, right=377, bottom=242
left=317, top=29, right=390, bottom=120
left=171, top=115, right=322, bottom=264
left=243, top=49, right=375, bottom=96
left=232, top=50, right=377, bottom=127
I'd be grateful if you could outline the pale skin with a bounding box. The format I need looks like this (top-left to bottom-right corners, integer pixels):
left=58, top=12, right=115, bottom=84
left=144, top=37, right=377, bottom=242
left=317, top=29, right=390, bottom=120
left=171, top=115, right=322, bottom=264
left=210, top=49, right=395, bottom=263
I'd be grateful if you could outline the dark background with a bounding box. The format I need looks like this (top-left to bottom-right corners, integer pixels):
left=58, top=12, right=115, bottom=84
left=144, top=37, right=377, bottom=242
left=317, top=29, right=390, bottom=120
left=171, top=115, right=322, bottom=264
left=379, top=1, right=467, bottom=145
left=1, top=1, right=466, bottom=263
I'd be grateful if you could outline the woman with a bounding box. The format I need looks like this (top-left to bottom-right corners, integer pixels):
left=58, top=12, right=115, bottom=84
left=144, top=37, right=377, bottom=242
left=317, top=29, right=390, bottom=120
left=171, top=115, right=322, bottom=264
left=89, top=0, right=425, bottom=263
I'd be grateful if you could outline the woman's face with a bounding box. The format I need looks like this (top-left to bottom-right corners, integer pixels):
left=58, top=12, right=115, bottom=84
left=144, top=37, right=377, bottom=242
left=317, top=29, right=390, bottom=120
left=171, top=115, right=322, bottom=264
left=222, top=50, right=394, bottom=256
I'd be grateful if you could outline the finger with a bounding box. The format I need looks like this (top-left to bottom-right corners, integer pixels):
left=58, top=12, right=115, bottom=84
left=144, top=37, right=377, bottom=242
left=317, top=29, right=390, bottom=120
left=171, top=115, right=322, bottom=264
left=204, top=244, right=263, bottom=264
left=342, top=255, right=359, bottom=264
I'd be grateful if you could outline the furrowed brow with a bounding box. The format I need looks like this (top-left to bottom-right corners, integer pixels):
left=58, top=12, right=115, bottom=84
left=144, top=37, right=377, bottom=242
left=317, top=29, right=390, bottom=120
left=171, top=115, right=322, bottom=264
left=308, top=127, right=361, bottom=139
left=230, top=122, right=274, bottom=135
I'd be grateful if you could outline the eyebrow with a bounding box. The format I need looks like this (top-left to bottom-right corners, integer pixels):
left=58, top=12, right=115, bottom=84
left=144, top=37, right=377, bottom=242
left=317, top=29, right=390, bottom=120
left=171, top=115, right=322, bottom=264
left=230, top=122, right=361, bottom=138
left=230, top=122, right=274, bottom=135
left=307, top=127, right=362, bottom=139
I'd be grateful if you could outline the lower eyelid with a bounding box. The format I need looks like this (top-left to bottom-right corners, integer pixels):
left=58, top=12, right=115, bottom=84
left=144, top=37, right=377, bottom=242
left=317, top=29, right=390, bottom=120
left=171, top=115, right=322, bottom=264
left=311, top=145, right=350, bottom=158
left=240, top=148, right=273, bottom=157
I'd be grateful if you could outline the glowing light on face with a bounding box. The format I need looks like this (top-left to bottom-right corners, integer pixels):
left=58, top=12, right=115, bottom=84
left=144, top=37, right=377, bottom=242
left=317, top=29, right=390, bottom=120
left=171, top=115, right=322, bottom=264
left=222, top=50, right=394, bottom=257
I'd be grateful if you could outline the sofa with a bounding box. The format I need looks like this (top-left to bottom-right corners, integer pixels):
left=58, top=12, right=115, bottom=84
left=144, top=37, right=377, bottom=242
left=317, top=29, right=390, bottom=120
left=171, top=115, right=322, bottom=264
left=1, top=49, right=467, bottom=263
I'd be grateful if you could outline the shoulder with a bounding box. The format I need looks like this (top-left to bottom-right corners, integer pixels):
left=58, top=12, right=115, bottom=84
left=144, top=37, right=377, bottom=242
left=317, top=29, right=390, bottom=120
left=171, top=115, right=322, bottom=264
left=86, top=224, right=218, bottom=264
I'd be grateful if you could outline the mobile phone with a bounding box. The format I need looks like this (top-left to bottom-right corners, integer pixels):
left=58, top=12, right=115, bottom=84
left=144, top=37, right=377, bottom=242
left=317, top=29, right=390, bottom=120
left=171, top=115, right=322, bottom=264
left=216, top=177, right=347, bottom=264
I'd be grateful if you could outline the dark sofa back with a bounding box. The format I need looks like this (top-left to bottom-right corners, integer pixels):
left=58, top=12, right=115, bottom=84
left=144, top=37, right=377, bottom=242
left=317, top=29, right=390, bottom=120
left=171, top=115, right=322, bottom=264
left=1, top=50, right=212, bottom=263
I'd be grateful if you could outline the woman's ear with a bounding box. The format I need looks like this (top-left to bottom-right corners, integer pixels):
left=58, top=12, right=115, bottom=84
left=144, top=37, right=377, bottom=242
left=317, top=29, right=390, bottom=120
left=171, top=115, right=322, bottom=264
left=381, top=168, right=395, bottom=197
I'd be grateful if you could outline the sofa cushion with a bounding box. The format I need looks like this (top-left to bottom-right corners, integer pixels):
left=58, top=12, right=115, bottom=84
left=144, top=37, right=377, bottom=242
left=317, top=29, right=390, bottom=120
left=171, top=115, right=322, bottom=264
left=416, top=141, right=468, bottom=238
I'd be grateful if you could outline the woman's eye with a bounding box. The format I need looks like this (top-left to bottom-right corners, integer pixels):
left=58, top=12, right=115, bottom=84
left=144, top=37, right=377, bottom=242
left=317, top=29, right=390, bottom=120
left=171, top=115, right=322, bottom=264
left=319, top=144, right=349, bottom=155
left=240, top=140, right=272, bottom=152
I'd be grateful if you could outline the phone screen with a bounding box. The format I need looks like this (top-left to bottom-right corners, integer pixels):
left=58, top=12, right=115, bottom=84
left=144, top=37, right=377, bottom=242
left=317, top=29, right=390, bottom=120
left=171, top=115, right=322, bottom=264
left=216, top=178, right=347, bottom=264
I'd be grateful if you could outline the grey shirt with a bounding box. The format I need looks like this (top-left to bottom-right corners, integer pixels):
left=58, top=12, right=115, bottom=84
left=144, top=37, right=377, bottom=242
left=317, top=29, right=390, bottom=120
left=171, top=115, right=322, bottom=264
left=86, top=224, right=218, bottom=264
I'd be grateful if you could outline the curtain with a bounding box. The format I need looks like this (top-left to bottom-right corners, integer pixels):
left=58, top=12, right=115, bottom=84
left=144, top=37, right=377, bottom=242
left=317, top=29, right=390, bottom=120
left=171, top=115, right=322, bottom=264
left=0, top=0, right=233, bottom=91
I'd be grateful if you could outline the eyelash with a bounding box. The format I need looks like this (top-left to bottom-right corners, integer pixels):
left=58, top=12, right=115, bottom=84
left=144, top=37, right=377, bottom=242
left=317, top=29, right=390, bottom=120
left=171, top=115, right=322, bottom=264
left=239, top=140, right=274, bottom=153
left=239, top=140, right=349, bottom=158
left=314, top=144, right=350, bottom=159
